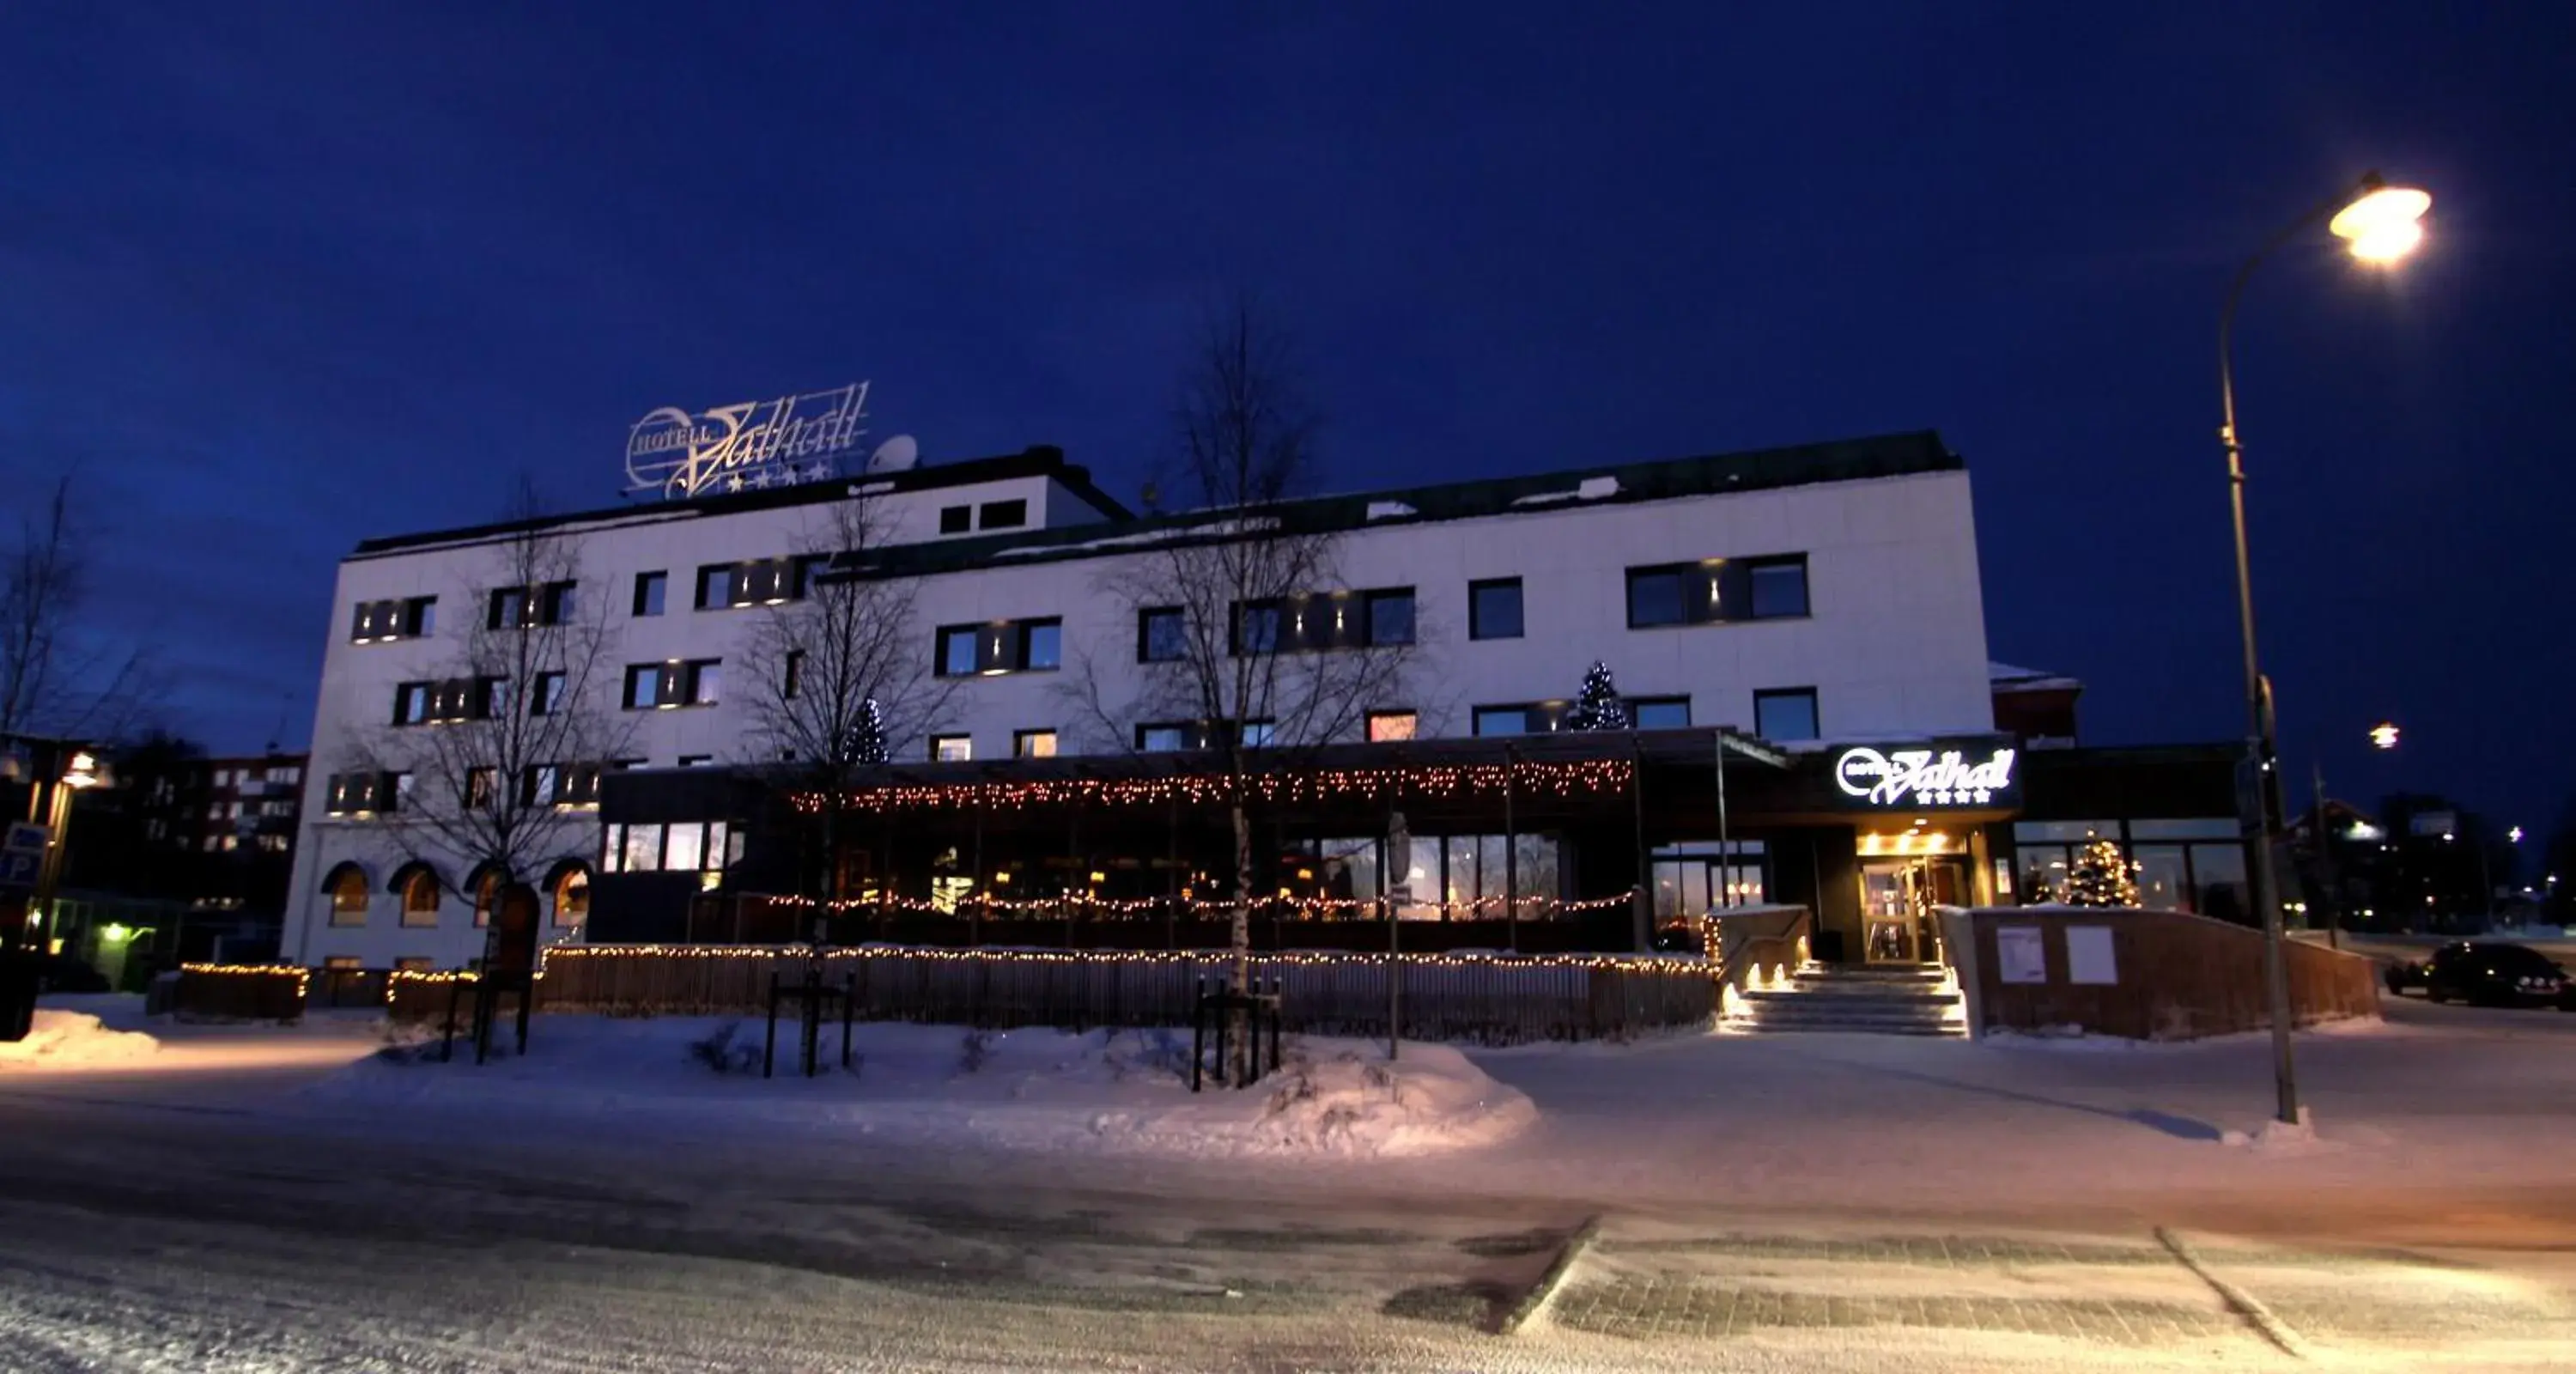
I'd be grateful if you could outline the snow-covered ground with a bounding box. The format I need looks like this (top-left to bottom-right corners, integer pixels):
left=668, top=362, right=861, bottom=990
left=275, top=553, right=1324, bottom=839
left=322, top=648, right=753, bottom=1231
left=0, top=1007, right=159, bottom=1067
left=3, top=994, right=2573, bottom=1370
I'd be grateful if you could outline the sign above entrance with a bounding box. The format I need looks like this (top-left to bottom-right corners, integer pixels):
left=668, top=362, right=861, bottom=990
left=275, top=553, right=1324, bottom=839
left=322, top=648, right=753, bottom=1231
left=625, top=382, right=871, bottom=501
left=1832, top=745, right=2018, bottom=809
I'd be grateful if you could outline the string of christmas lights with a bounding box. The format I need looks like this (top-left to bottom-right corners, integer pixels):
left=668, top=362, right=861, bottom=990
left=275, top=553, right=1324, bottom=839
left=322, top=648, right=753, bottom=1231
left=787, top=889, right=1643, bottom=917
left=179, top=963, right=312, bottom=1000
left=541, top=942, right=1709, bottom=975
left=788, top=757, right=1637, bottom=815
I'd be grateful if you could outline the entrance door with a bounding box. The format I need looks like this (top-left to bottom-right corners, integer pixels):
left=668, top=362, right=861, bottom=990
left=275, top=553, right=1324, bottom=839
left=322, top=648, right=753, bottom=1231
left=1857, top=857, right=1965, bottom=963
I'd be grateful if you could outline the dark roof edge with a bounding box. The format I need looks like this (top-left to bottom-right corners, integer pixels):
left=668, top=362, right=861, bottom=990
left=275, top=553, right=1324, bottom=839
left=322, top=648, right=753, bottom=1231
left=348, top=445, right=1126, bottom=558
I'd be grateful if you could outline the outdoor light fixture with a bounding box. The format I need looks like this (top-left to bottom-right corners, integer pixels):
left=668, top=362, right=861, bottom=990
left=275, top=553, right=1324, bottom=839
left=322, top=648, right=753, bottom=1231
left=63, top=750, right=105, bottom=788
left=2370, top=722, right=2401, bottom=750
left=2328, top=181, right=2433, bottom=263
left=2508, top=826, right=2524, bottom=844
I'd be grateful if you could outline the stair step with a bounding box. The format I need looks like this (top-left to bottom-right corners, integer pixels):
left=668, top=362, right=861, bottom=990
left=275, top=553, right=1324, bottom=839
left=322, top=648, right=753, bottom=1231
left=1727, top=1021, right=1966, bottom=1037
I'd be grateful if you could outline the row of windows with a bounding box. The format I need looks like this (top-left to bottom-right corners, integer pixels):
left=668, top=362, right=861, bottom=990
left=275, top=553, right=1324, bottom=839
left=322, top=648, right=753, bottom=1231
left=349, top=555, right=830, bottom=647
left=937, top=498, right=1027, bottom=534
left=602, top=821, right=742, bottom=874
left=1467, top=687, right=1820, bottom=741
left=321, top=765, right=603, bottom=817
left=326, top=866, right=589, bottom=929
left=350, top=555, right=1813, bottom=660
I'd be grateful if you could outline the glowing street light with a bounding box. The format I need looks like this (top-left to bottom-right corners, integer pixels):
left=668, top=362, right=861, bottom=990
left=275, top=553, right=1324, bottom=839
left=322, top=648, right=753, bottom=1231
left=2215, top=171, right=2432, bottom=1130
left=2509, top=826, right=2524, bottom=844
left=2328, top=182, right=2433, bottom=263
left=2369, top=722, right=2401, bottom=750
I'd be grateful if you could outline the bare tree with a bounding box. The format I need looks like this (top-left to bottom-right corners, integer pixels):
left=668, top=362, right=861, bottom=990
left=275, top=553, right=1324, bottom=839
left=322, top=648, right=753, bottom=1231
left=736, top=493, right=952, bottom=909
left=1065, top=299, right=1422, bottom=1034
left=344, top=483, right=633, bottom=931
left=0, top=478, right=155, bottom=741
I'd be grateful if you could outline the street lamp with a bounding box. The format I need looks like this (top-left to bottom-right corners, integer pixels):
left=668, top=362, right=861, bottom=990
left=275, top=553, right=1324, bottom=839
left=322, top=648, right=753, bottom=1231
left=2218, top=171, right=2430, bottom=1128
left=2369, top=722, right=2401, bottom=751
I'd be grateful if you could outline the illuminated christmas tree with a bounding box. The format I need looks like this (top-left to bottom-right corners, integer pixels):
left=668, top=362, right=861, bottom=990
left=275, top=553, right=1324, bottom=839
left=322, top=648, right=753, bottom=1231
left=1564, top=660, right=1630, bottom=731
left=847, top=697, right=889, bottom=766
left=2062, top=836, right=2140, bottom=907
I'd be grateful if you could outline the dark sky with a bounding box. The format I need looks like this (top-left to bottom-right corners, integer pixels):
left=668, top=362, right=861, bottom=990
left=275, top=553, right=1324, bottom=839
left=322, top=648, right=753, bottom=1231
left=6, top=4, right=2569, bottom=866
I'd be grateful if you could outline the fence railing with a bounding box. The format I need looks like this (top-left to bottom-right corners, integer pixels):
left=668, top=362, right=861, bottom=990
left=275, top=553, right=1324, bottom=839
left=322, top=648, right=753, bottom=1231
left=541, top=945, right=1715, bottom=1045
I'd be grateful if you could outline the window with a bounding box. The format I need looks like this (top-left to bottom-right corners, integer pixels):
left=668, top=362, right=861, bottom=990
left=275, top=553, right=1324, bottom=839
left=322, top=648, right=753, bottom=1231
left=623, top=660, right=720, bottom=708
left=1235, top=601, right=1283, bottom=655
left=328, top=867, right=368, bottom=925
left=466, top=767, right=498, bottom=809
left=1137, top=723, right=1193, bottom=753
left=978, top=498, right=1028, bottom=530
left=489, top=581, right=575, bottom=629
left=350, top=595, right=436, bottom=643
left=1627, top=555, right=1808, bottom=629
left=678, top=754, right=714, bottom=768
left=270, top=765, right=301, bottom=784
left=394, top=678, right=501, bottom=725
left=782, top=650, right=804, bottom=700
left=324, top=771, right=399, bottom=816
left=931, top=734, right=973, bottom=762
left=1473, top=705, right=1533, bottom=737
left=604, top=821, right=735, bottom=874
left=1241, top=720, right=1277, bottom=748
left=393, top=957, right=434, bottom=974
left=1746, top=556, right=1810, bottom=619
left=554, top=867, right=589, bottom=927
left=1367, top=710, right=1419, bottom=742
left=530, top=672, right=567, bottom=716
left=1625, top=566, right=1690, bottom=628
left=695, top=564, right=735, bottom=610
left=392, top=683, right=430, bottom=726
left=933, top=618, right=1062, bottom=676
left=1014, top=729, right=1058, bottom=759
left=1138, top=607, right=1186, bottom=663
left=1468, top=578, right=1523, bottom=641
left=939, top=504, right=972, bottom=534
left=202, top=835, right=219, bottom=852
left=1631, top=696, right=1691, bottom=730
left=214, top=768, right=233, bottom=787
left=1753, top=687, right=1820, bottom=741
left=633, top=571, right=667, bottom=617
left=1364, top=589, right=1416, bottom=647
left=400, top=870, right=440, bottom=927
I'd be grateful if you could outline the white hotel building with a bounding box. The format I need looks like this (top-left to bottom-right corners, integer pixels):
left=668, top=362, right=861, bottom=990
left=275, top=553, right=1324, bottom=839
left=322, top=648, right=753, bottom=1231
left=284, top=432, right=2248, bottom=970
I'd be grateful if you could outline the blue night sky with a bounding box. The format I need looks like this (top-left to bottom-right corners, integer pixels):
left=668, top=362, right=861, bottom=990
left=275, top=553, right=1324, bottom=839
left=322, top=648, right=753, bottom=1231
left=5, top=3, right=2570, bottom=854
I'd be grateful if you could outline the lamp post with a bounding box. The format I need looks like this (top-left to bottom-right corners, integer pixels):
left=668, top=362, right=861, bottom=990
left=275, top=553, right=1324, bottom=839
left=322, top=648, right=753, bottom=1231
left=2217, top=172, right=2430, bottom=1128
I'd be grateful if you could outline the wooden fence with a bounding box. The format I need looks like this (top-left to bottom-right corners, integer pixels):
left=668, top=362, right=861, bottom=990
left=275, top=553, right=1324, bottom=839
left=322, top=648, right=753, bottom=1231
left=686, top=895, right=1633, bottom=954
left=1960, top=907, right=2381, bottom=1040
left=173, top=964, right=309, bottom=1021
left=539, top=945, right=1715, bottom=1044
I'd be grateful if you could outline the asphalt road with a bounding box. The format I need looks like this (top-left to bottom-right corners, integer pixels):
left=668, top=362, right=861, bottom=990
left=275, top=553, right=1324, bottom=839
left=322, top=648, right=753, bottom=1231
left=3, top=1012, right=2573, bottom=1371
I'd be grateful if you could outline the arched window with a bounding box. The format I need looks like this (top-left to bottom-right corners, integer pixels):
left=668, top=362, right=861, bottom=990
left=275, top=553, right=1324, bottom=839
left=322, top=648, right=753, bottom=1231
left=399, top=869, right=440, bottom=927
left=325, top=864, right=371, bottom=926
left=551, top=864, right=590, bottom=927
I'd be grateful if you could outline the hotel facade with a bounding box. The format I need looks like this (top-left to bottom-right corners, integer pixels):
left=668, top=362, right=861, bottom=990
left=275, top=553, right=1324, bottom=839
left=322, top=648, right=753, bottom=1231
left=283, top=431, right=2251, bottom=971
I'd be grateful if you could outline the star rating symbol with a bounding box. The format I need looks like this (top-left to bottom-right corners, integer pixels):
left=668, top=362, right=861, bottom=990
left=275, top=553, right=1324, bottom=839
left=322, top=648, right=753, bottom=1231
left=726, top=475, right=746, bottom=493
left=747, top=468, right=774, bottom=489
left=1971, top=788, right=1991, bottom=804
left=807, top=461, right=832, bottom=481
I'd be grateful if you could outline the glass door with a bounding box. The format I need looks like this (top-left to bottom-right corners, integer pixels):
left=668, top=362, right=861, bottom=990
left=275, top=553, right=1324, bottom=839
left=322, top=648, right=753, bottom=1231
left=1858, top=857, right=1964, bottom=963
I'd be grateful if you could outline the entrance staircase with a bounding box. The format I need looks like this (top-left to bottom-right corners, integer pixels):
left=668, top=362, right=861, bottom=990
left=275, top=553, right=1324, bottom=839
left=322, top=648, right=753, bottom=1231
left=1722, top=963, right=1968, bottom=1037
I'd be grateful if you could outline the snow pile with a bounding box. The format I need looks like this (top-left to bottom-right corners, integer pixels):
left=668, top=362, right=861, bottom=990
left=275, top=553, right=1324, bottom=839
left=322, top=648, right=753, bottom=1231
left=305, top=1017, right=1534, bottom=1160
left=0, top=1010, right=159, bottom=1068
left=2221, top=1106, right=2339, bottom=1156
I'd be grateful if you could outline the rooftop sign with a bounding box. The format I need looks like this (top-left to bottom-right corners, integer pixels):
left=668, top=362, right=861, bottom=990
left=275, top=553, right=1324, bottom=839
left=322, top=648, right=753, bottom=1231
left=624, top=382, right=870, bottom=500
left=1832, top=745, right=2017, bottom=809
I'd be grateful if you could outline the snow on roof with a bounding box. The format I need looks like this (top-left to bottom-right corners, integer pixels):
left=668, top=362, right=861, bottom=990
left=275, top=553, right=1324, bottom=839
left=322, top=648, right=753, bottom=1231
left=987, top=516, right=1283, bottom=558
left=1364, top=501, right=1418, bottom=521
left=1990, top=661, right=2084, bottom=693
left=1508, top=475, right=1622, bottom=508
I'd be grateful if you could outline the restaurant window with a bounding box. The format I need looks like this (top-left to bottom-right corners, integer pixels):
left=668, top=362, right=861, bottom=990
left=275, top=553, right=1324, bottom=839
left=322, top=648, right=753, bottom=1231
left=552, top=867, right=590, bottom=926
left=1651, top=841, right=1769, bottom=923
left=327, top=866, right=369, bottom=924
left=603, top=822, right=736, bottom=874
left=399, top=870, right=440, bottom=927
left=1753, top=687, right=1819, bottom=741
left=1468, top=578, right=1523, bottom=640
left=1366, top=710, right=1418, bottom=743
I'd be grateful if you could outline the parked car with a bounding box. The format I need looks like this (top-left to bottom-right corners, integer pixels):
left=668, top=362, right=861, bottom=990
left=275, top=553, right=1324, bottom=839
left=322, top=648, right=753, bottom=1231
left=2385, top=942, right=2571, bottom=1008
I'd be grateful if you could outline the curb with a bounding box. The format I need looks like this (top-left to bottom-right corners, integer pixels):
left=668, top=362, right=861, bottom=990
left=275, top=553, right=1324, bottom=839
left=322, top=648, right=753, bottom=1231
left=1498, top=1213, right=1602, bottom=1336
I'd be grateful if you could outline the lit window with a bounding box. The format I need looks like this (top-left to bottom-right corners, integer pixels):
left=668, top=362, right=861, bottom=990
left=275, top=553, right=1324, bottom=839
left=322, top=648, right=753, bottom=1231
left=400, top=870, right=440, bottom=927
left=1367, top=710, right=1418, bottom=742
left=932, top=734, right=973, bottom=762
left=1014, top=730, right=1058, bottom=759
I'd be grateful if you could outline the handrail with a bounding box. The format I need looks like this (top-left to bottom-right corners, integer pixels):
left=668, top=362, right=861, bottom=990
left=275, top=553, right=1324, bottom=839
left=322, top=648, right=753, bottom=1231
left=1710, top=905, right=1813, bottom=989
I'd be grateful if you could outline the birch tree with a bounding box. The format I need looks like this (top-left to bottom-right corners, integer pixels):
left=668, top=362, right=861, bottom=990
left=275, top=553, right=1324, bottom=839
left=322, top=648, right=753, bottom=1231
left=1066, top=299, right=1421, bottom=1060
left=345, top=485, right=632, bottom=932
left=735, top=494, right=950, bottom=909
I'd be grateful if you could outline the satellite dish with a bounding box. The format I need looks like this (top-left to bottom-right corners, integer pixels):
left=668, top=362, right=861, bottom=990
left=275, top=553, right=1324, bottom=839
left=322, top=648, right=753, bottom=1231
left=866, top=435, right=920, bottom=472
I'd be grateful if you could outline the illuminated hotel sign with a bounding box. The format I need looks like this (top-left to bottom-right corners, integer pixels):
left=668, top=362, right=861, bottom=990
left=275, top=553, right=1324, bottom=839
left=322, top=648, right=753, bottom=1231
left=625, top=382, right=870, bottom=500
left=1833, top=745, right=2017, bottom=808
